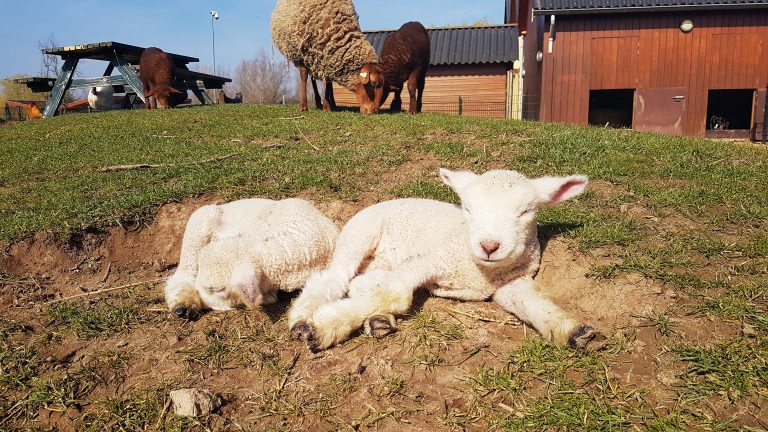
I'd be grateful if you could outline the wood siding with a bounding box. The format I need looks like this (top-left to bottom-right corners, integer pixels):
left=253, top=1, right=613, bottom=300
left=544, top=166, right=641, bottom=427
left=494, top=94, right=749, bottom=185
left=537, top=11, right=768, bottom=137
left=332, top=64, right=510, bottom=118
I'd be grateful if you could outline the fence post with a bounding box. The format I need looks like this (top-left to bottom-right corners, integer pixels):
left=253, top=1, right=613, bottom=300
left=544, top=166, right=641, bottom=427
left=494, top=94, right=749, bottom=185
left=458, top=96, right=463, bottom=116
left=763, top=85, right=767, bottom=144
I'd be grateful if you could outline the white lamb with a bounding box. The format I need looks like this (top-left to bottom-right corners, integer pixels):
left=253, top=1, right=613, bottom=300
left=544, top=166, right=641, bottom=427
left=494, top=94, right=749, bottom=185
left=289, top=168, right=607, bottom=351
left=165, top=198, right=339, bottom=319
left=87, top=86, right=115, bottom=111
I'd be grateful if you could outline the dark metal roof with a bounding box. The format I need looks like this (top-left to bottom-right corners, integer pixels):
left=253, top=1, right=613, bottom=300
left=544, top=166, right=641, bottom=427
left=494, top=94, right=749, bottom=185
left=364, top=25, right=519, bottom=66
left=534, top=0, right=768, bottom=14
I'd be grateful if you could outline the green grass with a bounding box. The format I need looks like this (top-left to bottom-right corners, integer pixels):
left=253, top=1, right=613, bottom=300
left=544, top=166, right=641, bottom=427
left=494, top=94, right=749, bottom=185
left=47, top=299, right=147, bottom=339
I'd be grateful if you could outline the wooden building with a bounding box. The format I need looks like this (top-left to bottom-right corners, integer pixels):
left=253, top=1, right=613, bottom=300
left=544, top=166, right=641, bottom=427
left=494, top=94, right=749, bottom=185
left=523, top=0, right=768, bottom=138
left=332, top=25, right=521, bottom=119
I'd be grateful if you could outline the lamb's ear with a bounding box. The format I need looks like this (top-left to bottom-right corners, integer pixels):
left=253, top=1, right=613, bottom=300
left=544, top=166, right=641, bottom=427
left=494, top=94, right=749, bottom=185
left=439, top=168, right=478, bottom=193
left=168, top=87, right=182, bottom=94
left=532, top=175, right=589, bottom=206
left=230, top=263, right=261, bottom=305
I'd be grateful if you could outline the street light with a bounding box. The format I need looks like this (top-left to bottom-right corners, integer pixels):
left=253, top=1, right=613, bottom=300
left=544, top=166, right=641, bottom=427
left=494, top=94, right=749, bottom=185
left=210, top=10, right=219, bottom=102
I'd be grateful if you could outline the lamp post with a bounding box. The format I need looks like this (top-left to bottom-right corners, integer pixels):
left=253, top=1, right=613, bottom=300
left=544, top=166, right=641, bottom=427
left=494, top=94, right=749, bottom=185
left=210, top=10, right=219, bottom=102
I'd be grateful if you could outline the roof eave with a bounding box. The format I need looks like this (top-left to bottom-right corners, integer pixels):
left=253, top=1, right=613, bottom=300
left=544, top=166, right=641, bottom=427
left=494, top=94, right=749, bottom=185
left=533, top=3, right=768, bottom=15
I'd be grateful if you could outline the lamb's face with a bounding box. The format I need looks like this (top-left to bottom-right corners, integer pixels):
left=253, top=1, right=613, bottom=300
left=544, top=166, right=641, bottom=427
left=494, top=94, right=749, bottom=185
left=196, top=241, right=263, bottom=309
left=440, top=168, right=588, bottom=266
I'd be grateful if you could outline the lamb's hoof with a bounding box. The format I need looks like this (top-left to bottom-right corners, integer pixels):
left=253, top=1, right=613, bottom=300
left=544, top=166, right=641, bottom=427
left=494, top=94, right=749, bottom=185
left=364, top=314, right=397, bottom=338
left=291, top=322, right=315, bottom=343
left=171, top=305, right=200, bottom=321
left=568, top=324, right=607, bottom=351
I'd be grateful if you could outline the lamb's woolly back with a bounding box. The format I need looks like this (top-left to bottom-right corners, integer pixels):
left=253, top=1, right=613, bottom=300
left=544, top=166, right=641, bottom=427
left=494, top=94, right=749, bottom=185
left=270, top=0, right=378, bottom=90
left=165, top=198, right=339, bottom=314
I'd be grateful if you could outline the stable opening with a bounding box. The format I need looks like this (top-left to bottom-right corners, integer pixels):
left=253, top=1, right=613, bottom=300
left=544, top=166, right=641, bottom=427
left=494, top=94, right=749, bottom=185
left=588, top=89, right=634, bottom=128
left=706, top=89, right=754, bottom=131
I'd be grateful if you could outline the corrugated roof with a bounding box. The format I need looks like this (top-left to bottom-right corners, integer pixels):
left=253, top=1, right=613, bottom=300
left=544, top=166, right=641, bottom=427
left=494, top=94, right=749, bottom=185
left=534, top=0, right=768, bottom=14
left=364, top=25, right=518, bottom=66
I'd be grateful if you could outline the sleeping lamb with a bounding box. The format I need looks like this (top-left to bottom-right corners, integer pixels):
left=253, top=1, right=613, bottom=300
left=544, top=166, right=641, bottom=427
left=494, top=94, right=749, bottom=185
left=165, top=198, right=339, bottom=319
left=289, top=168, right=607, bottom=351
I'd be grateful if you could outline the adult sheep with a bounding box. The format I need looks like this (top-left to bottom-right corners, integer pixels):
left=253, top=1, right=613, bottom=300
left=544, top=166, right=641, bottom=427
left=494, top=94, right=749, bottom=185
left=139, top=47, right=183, bottom=109
left=271, top=0, right=384, bottom=113
left=165, top=198, right=339, bottom=319
left=289, top=168, right=607, bottom=351
left=378, top=21, right=430, bottom=114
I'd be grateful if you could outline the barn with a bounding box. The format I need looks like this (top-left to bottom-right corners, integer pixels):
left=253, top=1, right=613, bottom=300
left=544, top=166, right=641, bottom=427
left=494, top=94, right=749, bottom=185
left=332, top=25, right=522, bottom=119
left=524, top=0, right=768, bottom=139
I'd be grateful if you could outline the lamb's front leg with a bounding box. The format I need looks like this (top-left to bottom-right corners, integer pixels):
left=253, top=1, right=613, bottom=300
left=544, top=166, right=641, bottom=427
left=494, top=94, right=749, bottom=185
left=302, top=269, right=423, bottom=352
left=493, top=278, right=607, bottom=350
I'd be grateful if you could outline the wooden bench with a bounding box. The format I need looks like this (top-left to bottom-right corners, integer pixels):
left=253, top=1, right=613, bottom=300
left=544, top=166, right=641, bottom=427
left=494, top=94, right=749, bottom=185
left=23, top=41, right=231, bottom=117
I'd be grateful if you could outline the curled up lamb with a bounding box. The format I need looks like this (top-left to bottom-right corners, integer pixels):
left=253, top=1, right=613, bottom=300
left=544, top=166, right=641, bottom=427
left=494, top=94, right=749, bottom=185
left=288, top=168, right=608, bottom=351
left=164, top=198, right=339, bottom=319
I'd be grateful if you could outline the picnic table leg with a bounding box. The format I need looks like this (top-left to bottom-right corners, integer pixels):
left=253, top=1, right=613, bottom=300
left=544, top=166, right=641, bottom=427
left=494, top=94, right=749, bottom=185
left=109, top=50, right=146, bottom=103
left=43, top=57, right=79, bottom=118
left=187, top=81, right=214, bottom=105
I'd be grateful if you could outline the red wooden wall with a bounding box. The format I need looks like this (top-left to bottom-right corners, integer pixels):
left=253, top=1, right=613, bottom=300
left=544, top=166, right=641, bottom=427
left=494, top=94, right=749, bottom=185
left=537, top=11, right=768, bottom=137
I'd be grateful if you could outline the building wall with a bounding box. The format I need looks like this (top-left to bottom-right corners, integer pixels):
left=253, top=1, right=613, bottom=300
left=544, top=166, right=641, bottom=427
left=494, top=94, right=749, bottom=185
left=537, top=10, right=768, bottom=137
left=332, top=63, right=510, bottom=118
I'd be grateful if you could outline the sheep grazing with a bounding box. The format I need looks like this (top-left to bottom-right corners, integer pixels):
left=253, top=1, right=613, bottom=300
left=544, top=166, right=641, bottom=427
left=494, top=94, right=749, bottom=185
left=87, top=86, right=115, bottom=111
left=270, top=0, right=384, bottom=114
left=289, top=168, right=607, bottom=352
left=165, top=198, right=339, bottom=319
left=379, top=21, right=430, bottom=114
left=139, top=47, right=183, bottom=109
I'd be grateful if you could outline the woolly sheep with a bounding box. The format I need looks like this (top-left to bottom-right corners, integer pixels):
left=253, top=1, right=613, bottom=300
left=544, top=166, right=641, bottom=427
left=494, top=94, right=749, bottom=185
left=165, top=198, right=339, bottom=319
left=87, top=86, right=115, bottom=111
left=270, top=0, right=384, bottom=113
left=289, top=168, right=607, bottom=351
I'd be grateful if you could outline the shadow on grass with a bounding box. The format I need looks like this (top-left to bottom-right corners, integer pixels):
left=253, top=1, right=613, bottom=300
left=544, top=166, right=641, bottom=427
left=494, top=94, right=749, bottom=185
left=538, top=222, right=582, bottom=251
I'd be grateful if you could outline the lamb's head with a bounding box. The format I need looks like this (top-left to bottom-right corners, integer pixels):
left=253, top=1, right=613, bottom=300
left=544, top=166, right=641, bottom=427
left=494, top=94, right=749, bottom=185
left=145, top=85, right=182, bottom=109
left=355, top=64, right=385, bottom=114
left=196, top=240, right=265, bottom=309
left=440, top=168, right=588, bottom=266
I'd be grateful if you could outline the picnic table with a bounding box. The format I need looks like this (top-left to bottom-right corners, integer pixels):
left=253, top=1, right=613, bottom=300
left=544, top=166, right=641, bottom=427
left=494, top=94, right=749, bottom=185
left=15, top=41, right=231, bottom=118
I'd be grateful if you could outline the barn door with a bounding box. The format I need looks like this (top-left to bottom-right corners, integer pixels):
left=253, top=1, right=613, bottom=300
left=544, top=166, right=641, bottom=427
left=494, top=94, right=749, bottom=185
left=753, top=88, right=767, bottom=142
left=633, top=88, right=688, bottom=136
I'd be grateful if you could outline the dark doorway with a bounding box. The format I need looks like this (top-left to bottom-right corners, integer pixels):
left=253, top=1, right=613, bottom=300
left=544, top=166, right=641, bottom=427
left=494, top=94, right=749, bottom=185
left=706, top=89, right=754, bottom=131
left=589, top=89, right=634, bottom=128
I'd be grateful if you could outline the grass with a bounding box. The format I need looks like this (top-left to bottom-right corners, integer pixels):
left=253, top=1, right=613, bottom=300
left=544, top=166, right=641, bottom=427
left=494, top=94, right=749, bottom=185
left=2, top=104, right=768, bottom=430
left=47, top=300, right=146, bottom=339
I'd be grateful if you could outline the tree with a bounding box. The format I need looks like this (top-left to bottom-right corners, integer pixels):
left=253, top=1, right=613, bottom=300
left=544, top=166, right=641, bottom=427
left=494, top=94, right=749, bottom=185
left=38, top=33, right=60, bottom=78
left=234, top=49, right=296, bottom=104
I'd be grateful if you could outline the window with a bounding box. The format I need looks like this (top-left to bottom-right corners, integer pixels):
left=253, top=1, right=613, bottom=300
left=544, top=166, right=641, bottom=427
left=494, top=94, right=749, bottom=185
left=588, top=89, right=634, bottom=128
left=706, top=89, right=754, bottom=131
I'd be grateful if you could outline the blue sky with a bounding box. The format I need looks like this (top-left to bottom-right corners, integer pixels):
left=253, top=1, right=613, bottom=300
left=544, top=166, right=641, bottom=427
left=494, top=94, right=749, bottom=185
left=0, top=0, right=504, bottom=79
